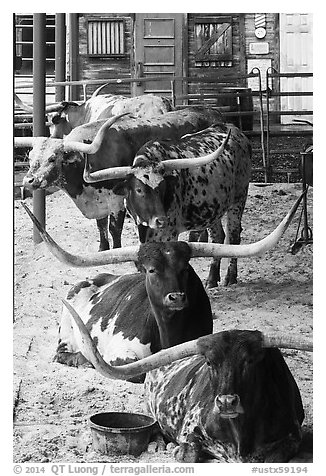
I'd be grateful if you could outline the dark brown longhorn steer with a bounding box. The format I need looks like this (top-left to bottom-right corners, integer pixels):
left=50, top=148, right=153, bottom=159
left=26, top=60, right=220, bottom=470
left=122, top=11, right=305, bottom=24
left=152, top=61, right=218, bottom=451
left=15, top=107, right=223, bottom=251
left=83, top=123, right=251, bottom=287
left=22, top=193, right=304, bottom=386
left=62, top=300, right=312, bottom=463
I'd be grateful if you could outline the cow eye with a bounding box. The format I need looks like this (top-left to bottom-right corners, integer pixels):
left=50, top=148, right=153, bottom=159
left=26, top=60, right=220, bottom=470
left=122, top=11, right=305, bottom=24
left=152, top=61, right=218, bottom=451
left=148, top=268, right=156, bottom=274
left=136, top=188, right=143, bottom=194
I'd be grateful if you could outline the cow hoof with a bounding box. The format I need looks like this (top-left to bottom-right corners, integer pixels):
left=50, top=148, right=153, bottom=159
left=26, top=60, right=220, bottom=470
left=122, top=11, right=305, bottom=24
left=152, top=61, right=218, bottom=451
left=54, top=351, right=93, bottom=368
left=98, top=243, right=110, bottom=252
left=205, top=280, right=219, bottom=289
left=224, top=274, right=237, bottom=286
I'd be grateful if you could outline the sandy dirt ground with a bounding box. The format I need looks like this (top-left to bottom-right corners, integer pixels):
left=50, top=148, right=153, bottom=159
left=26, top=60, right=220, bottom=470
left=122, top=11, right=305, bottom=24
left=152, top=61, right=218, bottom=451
left=13, top=182, right=313, bottom=464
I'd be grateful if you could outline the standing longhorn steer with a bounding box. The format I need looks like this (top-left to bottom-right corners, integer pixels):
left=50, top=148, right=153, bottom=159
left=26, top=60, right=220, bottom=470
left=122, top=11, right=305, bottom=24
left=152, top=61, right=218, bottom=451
left=83, top=123, right=251, bottom=287
left=15, top=107, right=223, bottom=251
left=15, top=92, right=173, bottom=138
left=22, top=192, right=304, bottom=385
left=49, top=93, right=173, bottom=139
left=62, top=305, right=312, bottom=462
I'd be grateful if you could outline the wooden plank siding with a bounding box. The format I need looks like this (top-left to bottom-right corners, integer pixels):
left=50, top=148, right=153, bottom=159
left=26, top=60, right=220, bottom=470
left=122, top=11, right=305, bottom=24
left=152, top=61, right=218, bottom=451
left=76, top=12, right=281, bottom=117
left=78, top=13, right=135, bottom=98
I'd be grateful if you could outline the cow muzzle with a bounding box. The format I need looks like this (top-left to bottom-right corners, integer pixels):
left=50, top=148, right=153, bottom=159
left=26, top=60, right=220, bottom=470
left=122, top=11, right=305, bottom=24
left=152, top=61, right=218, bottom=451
left=148, top=216, right=167, bottom=229
left=164, top=292, right=188, bottom=311
left=214, top=394, right=244, bottom=419
left=22, top=175, right=45, bottom=189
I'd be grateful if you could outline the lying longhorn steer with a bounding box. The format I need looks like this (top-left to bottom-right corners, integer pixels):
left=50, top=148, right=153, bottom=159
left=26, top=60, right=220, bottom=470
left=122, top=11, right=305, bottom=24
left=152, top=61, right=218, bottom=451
left=15, top=107, right=223, bottom=251
left=83, top=123, right=251, bottom=287
left=61, top=304, right=312, bottom=463
left=22, top=193, right=304, bottom=384
left=54, top=240, right=213, bottom=383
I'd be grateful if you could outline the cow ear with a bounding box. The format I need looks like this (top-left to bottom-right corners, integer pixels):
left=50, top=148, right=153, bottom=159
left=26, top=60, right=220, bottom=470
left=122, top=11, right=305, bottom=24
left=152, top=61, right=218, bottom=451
left=113, top=180, right=129, bottom=196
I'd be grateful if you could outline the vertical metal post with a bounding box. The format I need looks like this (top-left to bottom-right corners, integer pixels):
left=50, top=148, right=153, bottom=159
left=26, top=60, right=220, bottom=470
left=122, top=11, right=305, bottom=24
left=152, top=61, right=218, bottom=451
left=253, top=68, right=267, bottom=183
left=69, top=13, right=79, bottom=101
left=32, top=13, right=46, bottom=244
left=55, top=13, right=66, bottom=102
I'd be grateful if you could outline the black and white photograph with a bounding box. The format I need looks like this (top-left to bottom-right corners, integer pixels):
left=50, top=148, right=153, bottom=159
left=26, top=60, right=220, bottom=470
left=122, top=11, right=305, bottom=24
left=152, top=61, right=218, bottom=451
left=12, top=7, right=315, bottom=471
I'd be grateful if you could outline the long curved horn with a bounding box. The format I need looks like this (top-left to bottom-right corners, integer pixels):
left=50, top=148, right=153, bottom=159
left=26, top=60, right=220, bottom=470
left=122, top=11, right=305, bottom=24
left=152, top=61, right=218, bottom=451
left=261, top=332, right=312, bottom=352
left=63, top=113, right=130, bottom=155
left=161, top=128, right=231, bottom=171
left=91, top=82, right=111, bottom=98
left=83, top=158, right=133, bottom=183
left=14, top=93, right=33, bottom=113
left=63, top=300, right=313, bottom=381
left=14, top=137, right=37, bottom=148
left=21, top=202, right=139, bottom=266
left=189, top=192, right=305, bottom=259
left=14, top=94, right=66, bottom=114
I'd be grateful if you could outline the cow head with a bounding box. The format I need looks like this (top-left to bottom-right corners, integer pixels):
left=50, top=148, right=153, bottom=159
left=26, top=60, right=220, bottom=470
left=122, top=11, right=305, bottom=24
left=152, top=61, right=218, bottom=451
left=48, top=101, right=88, bottom=138
left=113, top=158, right=172, bottom=229
left=22, top=137, right=66, bottom=189
left=15, top=115, right=129, bottom=191
left=197, top=331, right=263, bottom=427
left=136, top=241, right=191, bottom=312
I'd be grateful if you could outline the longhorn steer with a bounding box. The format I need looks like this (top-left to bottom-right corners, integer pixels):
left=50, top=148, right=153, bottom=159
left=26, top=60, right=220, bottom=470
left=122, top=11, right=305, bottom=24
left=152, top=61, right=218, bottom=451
left=83, top=123, right=251, bottom=287
left=49, top=93, right=173, bottom=138
left=22, top=193, right=304, bottom=386
left=62, top=306, right=311, bottom=462
left=15, top=107, right=223, bottom=251
left=15, top=92, right=173, bottom=138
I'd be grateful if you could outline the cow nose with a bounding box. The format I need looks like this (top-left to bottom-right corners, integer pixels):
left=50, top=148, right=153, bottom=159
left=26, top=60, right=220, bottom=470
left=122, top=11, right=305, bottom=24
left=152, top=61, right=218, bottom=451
left=154, top=216, right=167, bottom=228
left=165, top=292, right=187, bottom=309
left=215, top=394, right=243, bottom=417
left=23, top=175, right=40, bottom=189
left=217, top=395, right=239, bottom=407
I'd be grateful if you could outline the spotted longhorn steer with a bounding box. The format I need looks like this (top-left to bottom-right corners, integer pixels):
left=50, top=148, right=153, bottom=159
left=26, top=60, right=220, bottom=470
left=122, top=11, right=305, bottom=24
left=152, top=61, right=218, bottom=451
left=22, top=193, right=303, bottom=387
left=15, top=107, right=223, bottom=251
left=83, top=122, right=251, bottom=287
left=62, top=310, right=311, bottom=462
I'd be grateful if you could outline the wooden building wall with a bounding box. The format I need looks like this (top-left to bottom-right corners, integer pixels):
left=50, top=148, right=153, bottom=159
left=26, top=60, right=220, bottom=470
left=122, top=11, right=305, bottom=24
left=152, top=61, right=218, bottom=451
left=78, top=13, right=134, bottom=97
left=77, top=13, right=280, bottom=106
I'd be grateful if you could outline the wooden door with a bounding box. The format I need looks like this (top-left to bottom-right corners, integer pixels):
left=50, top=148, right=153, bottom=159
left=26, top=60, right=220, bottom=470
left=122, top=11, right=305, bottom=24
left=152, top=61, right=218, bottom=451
left=133, top=14, right=185, bottom=98
left=280, top=13, right=313, bottom=123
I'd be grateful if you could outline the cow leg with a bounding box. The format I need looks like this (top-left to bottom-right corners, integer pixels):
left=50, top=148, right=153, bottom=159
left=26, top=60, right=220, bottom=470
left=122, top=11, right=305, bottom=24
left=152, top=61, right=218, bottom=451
left=54, top=305, right=93, bottom=368
left=262, top=432, right=302, bottom=462
left=224, top=194, right=248, bottom=285
left=54, top=343, right=93, bottom=368
left=206, top=219, right=225, bottom=288
left=109, top=209, right=126, bottom=249
left=96, top=217, right=110, bottom=251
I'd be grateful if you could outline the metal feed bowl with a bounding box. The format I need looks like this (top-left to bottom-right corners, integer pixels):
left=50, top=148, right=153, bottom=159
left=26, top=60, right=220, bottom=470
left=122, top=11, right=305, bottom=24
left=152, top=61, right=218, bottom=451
left=89, top=412, right=157, bottom=457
